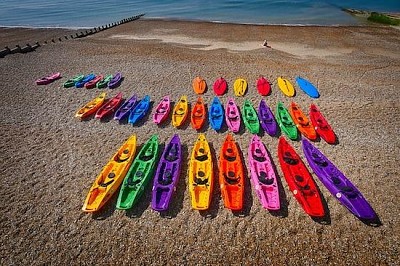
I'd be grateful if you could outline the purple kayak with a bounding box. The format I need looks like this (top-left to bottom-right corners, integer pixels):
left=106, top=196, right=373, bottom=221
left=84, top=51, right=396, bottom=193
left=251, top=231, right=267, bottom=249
left=151, top=134, right=182, bottom=211
left=258, top=99, right=278, bottom=136
left=302, top=138, right=377, bottom=221
left=113, top=94, right=137, bottom=121
left=108, top=72, right=122, bottom=89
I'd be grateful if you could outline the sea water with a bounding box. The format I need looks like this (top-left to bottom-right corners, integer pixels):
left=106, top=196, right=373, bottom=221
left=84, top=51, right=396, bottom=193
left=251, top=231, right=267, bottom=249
left=0, top=0, right=399, bottom=28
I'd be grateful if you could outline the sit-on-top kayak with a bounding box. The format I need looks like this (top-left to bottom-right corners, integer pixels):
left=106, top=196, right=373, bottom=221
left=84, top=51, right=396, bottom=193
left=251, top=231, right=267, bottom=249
left=75, top=73, right=96, bottom=88
left=172, top=95, right=189, bottom=128
left=309, top=103, right=337, bottom=144
left=84, top=74, right=103, bottom=89
left=108, top=72, right=122, bottom=89
left=128, top=95, right=151, bottom=125
left=153, top=96, right=171, bottom=125
left=64, top=74, right=84, bottom=88
left=277, top=77, right=295, bottom=97
left=213, top=77, right=227, bottom=96
left=82, top=135, right=137, bottom=212
left=96, top=74, right=113, bottom=89
left=258, top=99, right=278, bottom=137
left=208, top=97, right=224, bottom=131
left=295, top=76, right=320, bottom=98
left=191, top=96, right=206, bottom=130
left=114, top=94, right=138, bottom=121
left=276, top=101, right=298, bottom=140
left=289, top=102, right=317, bottom=141
left=95, top=92, right=123, bottom=119
left=75, top=92, right=106, bottom=119
left=36, top=72, right=61, bottom=85
left=242, top=99, right=260, bottom=134
left=225, top=98, right=241, bottom=133
left=234, top=78, right=248, bottom=96
left=256, top=76, right=271, bottom=96
left=192, top=76, right=207, bottom=94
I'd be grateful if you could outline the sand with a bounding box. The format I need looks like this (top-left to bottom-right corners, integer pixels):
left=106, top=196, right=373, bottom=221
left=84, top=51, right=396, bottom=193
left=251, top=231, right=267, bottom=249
left=0, top=19, right=399, bottom=265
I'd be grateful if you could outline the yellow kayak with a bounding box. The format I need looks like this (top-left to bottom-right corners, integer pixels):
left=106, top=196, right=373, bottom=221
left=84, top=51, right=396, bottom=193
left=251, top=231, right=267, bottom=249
left=75, top=92, right=106, bottom=119
left=172, top=95, right=189, bottom=127
left=82, top=135, right=137, bottom=212
left=233, top=78, right=248, bottom=96
left=188, top=134, right=214, bottom=210
left=277, top=77, right=295, bottom=97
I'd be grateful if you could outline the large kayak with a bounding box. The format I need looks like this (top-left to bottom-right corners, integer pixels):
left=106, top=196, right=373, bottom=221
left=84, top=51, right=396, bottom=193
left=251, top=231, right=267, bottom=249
left=277, top=77, right=295, bottom=97
left=172, top=95, right=189, bottom=128
left=82, top=135, right=137, bottom=212
left=295, top=76, right=320, bottom=98
left=75, top=92, right=106, bottom=119
left=277, top=137, right=325, bottom=217
left=128, top=95, right=151, bottom=125
left=191, top=96, right=206, bottom=130
left=248, top=135, right=280, bottom=210
left=116, top=135, right=160, bottom=210
left=193, top=76, right=207, bottom=94
left=302, top=138, right=377, bottom=220
left=219, top=134, right=244, bottom=210
left=289, top=102, right=317, bottom=141
left=95, top=92, right=123, bottom=119
left=233, top=78, right=247, bottom=96
left=225, top=97, right=241, bottom=133
left=258, top=99, right=278, bottom=137
left=276, top=101, right=298, bottom=140
left=309, top=103, right=337, bottom=144
left=153, top=96, right=171, bottom=125
left=208, top=97, right=224, bottom=131
left=151, top=134, right=182, bottom=211
left=188, top=134, right=213, bottom=210
left=114, top=94, right=138, bottom=121
left=242, top=99, right=260, bottom=134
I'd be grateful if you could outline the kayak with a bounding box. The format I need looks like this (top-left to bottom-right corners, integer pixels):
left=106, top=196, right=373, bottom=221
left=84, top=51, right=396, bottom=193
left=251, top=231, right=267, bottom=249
left=208, top=97, right=224, bottom=131
left=276, top=102, right=298, bottom=140
left=248, top=135, right=280, bottom=210
left=258, top=99, right=278, bottom=137
left=128, top=95, right=151, bottom=125
left=188, top=134, right=213, bottom=210
left=172, top=95, right=189, bottom=128
left=219, top=134, right=244, bottom=210
left=296, top=76, right=320, bottom=98
left=63, top=74, right=84, bottom=88
left=82, top=135, right=137, bottom=212
left=309, top=103, right=337, bottom=144
left=192, top=76, right=207, bottom=94
left=153, top=96, right=171, bottom=125
left=225, top=97, right=241, bottom=133
left=116, top=135, right=160, bottom=210
left=256, top=76, right=271, bottom=96
left=151, top=134, right=182, bottom=211
left=277, top=77, right=295, bottom=97
left=114, top=94, right=138, bottom=121
left=108, top=72, right=122, bottom=89
left=75, top=92, right=106, bottom=119
left=302, top=138, right=377, bottom=220
left=213, top=77, right=227, bottom=96
left=191, top=96, right=206, bottom=130
left=289, top=102, right=317, bottom=141
left=96, top=74, right=113, bottom=89
left=35, top=72, right=61, bottom=85
left=84, top=74, right=103, bottom=89
left=277, top=136, right=325, bottom=217
left=242, top=99, right=260, bottom=134
left=75, top=73, right=96, bottom=88
left=95, top=92, right=123, bottom=119
left=234, top=78, right=247, bottom=96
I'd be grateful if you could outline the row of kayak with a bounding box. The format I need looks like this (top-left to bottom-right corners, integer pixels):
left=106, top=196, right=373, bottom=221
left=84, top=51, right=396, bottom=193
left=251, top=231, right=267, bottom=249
left=75, top=92, right=336, bottom=144
left=193, top=75, right=319, bottom=98
left=82, top=134, right=377, bottom=222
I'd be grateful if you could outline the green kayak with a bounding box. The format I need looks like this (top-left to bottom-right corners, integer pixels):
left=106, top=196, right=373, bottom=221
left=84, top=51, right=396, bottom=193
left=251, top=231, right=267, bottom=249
left=242, top=99, right=260, bottom=134
left=63, top=74, right=84, bottom=88
left=276, top=102, right=298, bottom=140
left=116, top=135, right=160, bottom=210
left=96, top=74, right=113, bottom=89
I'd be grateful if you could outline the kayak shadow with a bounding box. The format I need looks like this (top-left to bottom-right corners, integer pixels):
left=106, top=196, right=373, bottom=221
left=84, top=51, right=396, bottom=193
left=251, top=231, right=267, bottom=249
left=199, top=142, right=220, bottom=218
left=159, top=144, right=188, bottom=219
left=91, top=191, right=119, bottom=220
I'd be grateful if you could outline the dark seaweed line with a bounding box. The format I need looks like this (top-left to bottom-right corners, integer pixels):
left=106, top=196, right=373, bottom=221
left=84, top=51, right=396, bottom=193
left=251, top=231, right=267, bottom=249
left=0, top=13, right=145, bottom=58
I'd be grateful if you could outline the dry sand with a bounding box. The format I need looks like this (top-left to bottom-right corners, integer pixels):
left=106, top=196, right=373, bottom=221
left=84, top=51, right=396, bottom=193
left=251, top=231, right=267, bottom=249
left=0, top=19, right=399, bottom=265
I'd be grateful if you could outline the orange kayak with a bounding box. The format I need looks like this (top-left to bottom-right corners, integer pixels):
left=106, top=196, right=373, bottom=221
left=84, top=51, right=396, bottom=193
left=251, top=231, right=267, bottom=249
left=219, top=134, right=244, bottom=210
left=191, top=96, right=206, bottom=130
left=192, top=76, right=207, bottom=94
left=289, top=102, right=317, bottom=141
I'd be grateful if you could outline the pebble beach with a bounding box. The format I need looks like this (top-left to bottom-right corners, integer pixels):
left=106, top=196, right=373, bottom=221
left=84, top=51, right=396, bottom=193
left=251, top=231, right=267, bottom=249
left=0, top=19, right=399, bottom=264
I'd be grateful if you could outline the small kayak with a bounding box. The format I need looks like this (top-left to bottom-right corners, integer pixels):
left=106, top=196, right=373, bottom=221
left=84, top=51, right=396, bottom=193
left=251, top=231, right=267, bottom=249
left=276, top=102, right=298, bottom=140
left=192, top=76, right=207, bottom=94
left=75, top=92, right=106, bottom=119
left=256, top=76, right=271, bottom=96
left=225, top=97, right=241, bottom=133
left=296, top=76, right=320, bottom=98
left=234, top=78, right=247, bottom=96
left=258, top=99, right=278, bottom=136
left=309, top=103, right=337, bottom=144
left=96, top=74, right=113, bottom=89
left=114, top=94, right=138, bottom=121
left=84, top=74, right=103, bottom=89
left=289, top=102, right=317, bottom=141
left=63, top=74, right=84, bottom=88
left=242, top=99, right=260, bottom=134
left=277, top=77, right=295, bottom=97
left=208, top=97, right=224, bottom=131
left=213, top=77, right=227, bottom=96
left=76, top=74, right=96, bottom=88
left=128, top=95, right=151, bottom=125
left=172, top=95, right=189, bottom=128
left=95, top=92, right=123, bottom=119
left=36, top=72, right=61, bottom=85
left=191, top=96, right=207, bottom=130
left=153, top=96, right=171, bottom=125
left=108, top=72, right=122, bottom=89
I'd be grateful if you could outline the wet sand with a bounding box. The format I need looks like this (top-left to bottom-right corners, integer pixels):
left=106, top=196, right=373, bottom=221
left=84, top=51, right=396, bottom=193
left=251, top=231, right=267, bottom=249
left=0, top=19, right=399, bottom=264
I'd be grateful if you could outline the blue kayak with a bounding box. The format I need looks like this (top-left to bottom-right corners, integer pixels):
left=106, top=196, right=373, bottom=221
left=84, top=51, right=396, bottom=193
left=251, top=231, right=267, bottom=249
left=128, top=95, right=150, bottom=124
left=295, top=76, right=320, bottom=98
left=75, top=73, right=96, bottom=88
left=208, top=97, right=224, bottom=131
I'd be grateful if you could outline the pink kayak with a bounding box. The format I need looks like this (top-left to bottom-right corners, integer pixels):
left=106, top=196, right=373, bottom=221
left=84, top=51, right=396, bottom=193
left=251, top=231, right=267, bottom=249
left=248, top=135, right=280, bottom=210
left=225, top=97, right=241, bottom=133
left=153, top=96, right=171, bottom=124
left=35, top=72, right=61, bottom=85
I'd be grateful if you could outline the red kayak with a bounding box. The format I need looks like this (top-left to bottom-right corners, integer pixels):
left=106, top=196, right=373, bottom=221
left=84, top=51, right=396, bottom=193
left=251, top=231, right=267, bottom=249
left=256, top=76, right=271, bottom=96
left=213, top=77, right=227, bottom=96
left=95, top=92, right=123, bottom=119
left=309, top=103, right=337, bottom=144
left=277, top=136, right=325, bottom=217
left=85, top=75, right=104, bottom=89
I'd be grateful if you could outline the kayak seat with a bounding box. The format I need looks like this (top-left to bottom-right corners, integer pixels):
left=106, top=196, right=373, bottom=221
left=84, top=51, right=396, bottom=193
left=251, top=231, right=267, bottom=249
left=195, top=177, right=208, bottom=185
left=225, top=171, right=239, bottom=184
left=224, top=155, right=236, bottom=162
left=258, top=171, right=274, bottom=185
left=99, top=179, right=114, bottom=187
left=195, top=154, right=208, bottom=161
left=253, top=154, right=266, bottom=162
left=283, top=155, right=299, bottom=165
left=158, top=171, right=173, bottom=185
left=126, top=177, right=141, bottom=187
